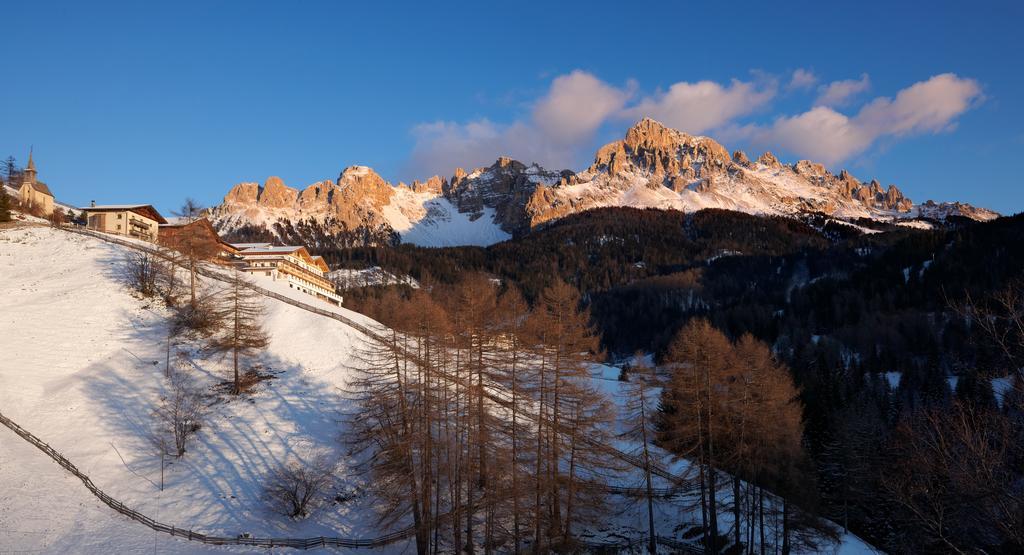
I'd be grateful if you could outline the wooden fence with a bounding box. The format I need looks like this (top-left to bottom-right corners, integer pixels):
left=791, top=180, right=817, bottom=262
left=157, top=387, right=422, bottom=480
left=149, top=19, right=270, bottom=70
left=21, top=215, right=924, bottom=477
left=0, top=409, right=417, bottom=549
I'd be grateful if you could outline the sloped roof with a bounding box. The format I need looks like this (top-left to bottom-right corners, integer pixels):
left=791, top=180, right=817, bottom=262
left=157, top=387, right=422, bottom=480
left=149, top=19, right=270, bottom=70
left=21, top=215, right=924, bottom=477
left=237, top=245, right=329, bottom=270
left=310, top=255, right=329, bottom=272
left=158, top=218, right=237, bottom=252
left=81, top=204, right=167, bottom=224
left=27, top=181, right=53, bottom=197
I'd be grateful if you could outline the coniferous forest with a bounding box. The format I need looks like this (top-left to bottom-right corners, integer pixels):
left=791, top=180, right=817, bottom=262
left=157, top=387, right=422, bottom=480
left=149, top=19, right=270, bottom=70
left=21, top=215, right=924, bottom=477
left=324, top=207, right=1024, bottom=553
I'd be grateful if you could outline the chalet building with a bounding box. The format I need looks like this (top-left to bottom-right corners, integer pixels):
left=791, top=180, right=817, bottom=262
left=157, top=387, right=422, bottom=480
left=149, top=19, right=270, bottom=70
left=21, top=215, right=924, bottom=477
left=18, top=151, right=55, bottom=216
left=81, top=203, right=167, bottom=241
left=232, top=242, right=342, bottom=306
left=158, top=218, right=239, bottom=264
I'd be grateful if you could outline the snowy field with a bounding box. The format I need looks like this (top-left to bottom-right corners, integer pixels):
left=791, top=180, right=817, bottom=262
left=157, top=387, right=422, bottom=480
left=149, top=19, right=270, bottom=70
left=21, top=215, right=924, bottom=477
left=0, top=224, right=876, bottom=553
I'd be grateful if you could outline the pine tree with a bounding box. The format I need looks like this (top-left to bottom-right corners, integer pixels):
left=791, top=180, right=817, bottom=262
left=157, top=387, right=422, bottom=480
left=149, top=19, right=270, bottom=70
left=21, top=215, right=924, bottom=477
left=658, top=318, right=732, bottom=552
left=494, top=285, right=531, bottom=554
left=0, top=182, right=10, bottom=222
left=3, top=156, right=18, bottom=187
left=620, top=354, right=661, bottom=554
left=527, top=280, right=615, bottom=551
left=170, top=198, right=219, bottom=306
left=206, top=271, right=270, bottom=394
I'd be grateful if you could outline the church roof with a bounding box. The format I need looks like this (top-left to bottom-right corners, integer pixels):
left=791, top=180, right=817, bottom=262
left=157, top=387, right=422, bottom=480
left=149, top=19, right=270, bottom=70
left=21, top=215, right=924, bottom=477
left=26, top=150, right=35, bottom=172
left=27, top=181, right=53, bottom=197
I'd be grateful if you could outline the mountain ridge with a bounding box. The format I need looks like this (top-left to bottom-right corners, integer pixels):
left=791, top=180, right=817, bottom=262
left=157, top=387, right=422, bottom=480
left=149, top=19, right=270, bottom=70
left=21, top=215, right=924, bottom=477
left=211, top=118, right=999, bottom=247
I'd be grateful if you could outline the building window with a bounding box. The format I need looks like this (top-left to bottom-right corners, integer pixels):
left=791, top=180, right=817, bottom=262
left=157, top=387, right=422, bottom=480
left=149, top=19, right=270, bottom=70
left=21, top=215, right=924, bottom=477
left=117, top=214, right=122, bottom=219
left=117, top=224, right=121, bottom=230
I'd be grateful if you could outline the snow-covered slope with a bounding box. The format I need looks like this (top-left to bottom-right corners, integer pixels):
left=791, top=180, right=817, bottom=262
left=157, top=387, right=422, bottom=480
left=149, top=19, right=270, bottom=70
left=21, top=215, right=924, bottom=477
left=0, top=226, right=385, bottom=552
left=0, top=225, right=878, bottom=553
left=380, top=189, right=511, bottom=247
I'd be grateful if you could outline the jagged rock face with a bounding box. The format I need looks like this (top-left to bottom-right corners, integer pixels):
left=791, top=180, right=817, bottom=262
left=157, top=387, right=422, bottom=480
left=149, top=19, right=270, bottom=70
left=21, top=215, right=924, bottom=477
left=444, top=156, right=566, bottom=234
left=217, top=167, right=399, bottom=232
left=258, top=176, right=297, bottom=208
left=732, top=150, right=752, bottom=167
left=521, top=118, right=992, bottom=227
left=590, top=117, right=731, bottom=183
left=758, top=152, right=781, bottom=168
left=411, top=175, right=445, bottom=195
left=224, top=181, right=260, bottom=205
left=211, top=117, right=998, bottom=248
left=916, top=200, right=1001, bottom=221
left=793, top=160, right=827, bottom=178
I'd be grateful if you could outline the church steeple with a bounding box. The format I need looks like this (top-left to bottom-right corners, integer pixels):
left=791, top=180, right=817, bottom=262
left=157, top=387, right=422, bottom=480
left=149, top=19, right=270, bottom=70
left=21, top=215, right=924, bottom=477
left=24, top=148, right=36, bottom=184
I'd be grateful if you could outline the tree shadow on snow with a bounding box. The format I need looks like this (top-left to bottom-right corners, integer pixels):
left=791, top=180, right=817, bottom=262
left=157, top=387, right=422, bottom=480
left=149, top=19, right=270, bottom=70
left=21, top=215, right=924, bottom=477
left=78, top=255, right=373, bottom=539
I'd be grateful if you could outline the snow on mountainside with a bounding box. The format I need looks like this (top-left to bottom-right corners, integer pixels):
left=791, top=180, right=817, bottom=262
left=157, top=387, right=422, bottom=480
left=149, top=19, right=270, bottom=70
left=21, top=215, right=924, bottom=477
left=0, top=224, right=878, bottom=553
left=209, top=119, right=999, bottom=248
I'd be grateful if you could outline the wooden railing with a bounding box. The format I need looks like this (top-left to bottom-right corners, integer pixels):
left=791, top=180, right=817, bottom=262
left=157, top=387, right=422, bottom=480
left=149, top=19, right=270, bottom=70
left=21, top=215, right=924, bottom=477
left=0, top=409, right=415, bottom=549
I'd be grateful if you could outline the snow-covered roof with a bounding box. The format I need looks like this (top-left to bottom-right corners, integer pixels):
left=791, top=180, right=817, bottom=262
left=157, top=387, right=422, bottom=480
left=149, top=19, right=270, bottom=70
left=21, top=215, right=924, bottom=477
left=238, top=245, right=304, bottom=254
left=81, top=204, right=153, bottom=210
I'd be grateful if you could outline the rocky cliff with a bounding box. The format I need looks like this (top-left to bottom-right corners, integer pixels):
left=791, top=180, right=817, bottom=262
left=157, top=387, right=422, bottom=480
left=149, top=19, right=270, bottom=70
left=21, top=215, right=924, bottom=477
left=211, top=118, right=999, bottom=247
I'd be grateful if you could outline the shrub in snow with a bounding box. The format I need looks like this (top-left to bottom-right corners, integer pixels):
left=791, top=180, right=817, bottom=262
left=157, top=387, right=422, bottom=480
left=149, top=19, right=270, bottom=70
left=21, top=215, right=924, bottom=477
left=152, top=370, right=207, bottom=458
left=264, top=451, right=336, bottom=518
left=124, top=251, right=161, bottom=298
left=173, top=293, right=223, bottom=336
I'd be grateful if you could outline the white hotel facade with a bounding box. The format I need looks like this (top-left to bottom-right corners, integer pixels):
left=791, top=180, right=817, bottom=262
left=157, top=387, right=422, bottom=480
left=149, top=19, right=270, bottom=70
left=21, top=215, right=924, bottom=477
left=231, top=243, right=343, bottom=306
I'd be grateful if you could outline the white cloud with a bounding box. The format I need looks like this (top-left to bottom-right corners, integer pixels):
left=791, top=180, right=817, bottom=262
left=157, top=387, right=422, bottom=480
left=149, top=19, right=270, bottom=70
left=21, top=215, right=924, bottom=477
left=815, top=73, right=871, bottom=107
left=406, top=119, right=545, bottom=178
left=741, top=73, right=982, bottom=165
left=855, top=73, right=982, bottom=136
left=533, top=70, right=633, bottom=146
left=621, top=78, right=776, bottom=135
left=788, top=68, right=818, bottom=90
left=406, top=71, right=982, bottom=178
left=405, top=70, right=633, bottom=177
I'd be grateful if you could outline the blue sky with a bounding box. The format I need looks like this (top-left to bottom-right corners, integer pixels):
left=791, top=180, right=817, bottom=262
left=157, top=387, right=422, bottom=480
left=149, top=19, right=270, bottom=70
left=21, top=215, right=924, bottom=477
left=2, top=0, right=1022, bottom=215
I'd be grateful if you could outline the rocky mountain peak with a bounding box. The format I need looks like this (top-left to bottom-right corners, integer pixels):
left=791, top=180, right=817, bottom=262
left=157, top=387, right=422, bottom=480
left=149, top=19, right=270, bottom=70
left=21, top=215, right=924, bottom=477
left=732, top=150, right=752, bottom=167
left=411, top=175, right=445, bottom=195
left=589, top=118, right=731, bottom=182
left=758, top=152, right=781, bottom=168
left=440, top=157, right=566, bottom=233
left=258, top=176, right=298, bottom=209
left=793, top=160, right=827, bottom=177
left=223, top=181, right=261, bottom=206
left=338, top=165, right=386, bottom=187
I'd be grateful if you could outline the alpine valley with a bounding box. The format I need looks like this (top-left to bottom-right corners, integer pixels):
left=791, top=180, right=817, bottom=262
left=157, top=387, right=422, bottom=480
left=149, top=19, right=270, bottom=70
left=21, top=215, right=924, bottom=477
left=211, top=118, right=998, bottom=248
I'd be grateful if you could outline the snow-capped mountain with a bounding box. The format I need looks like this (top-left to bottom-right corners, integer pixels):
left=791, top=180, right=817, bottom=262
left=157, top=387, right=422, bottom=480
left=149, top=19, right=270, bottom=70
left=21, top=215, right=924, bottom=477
left=210, top=118, right=999, bottom=247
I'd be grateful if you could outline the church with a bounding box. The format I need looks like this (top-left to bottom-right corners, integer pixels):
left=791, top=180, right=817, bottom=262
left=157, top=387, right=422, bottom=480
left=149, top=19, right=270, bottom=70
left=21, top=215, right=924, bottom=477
left=18, top=150, right=55, bottom=216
